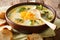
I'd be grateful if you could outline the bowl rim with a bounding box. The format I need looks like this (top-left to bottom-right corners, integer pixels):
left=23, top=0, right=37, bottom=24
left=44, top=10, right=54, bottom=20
left=5, top=2, right=56, bottom=27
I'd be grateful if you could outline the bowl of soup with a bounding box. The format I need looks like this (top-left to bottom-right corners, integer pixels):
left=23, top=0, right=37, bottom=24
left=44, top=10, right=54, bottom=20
left=5, top=2, right=56, bottom=33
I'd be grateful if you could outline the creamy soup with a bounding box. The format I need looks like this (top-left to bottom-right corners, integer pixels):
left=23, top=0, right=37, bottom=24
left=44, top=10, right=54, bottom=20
left=8, top=5, right=54, bottom=26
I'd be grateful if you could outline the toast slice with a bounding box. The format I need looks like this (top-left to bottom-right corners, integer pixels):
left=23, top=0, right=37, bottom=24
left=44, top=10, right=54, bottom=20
left=27, top=34, right=43, bottom=40
left=0, top=19, right=6, bottom=26
left=0, top=28, right=13, bottom=40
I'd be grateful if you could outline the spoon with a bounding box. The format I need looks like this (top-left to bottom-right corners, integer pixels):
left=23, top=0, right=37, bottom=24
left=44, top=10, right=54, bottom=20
left=30, top=9, right=56, bottom=30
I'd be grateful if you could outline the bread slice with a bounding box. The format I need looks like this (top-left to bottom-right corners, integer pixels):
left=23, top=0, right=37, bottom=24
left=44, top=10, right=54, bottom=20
left=0, top=19, right=6, bottom=26
left=27, top=34, right=43, bottom=40
left=0, top=28, right=13, bottom=40
left=0, top=11, right=5, bottom=19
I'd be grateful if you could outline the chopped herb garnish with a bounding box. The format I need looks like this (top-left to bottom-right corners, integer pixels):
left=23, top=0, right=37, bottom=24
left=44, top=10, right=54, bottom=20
left=43, top=10, right=49, bottom=13
left=18, top=7, right=26, bottom=12
left=27, top=8, right=30, bottom=10
left=15, top=18, right=23, bottom=23
left=34, top=20, right=39, bottom=24
left=36, top=5, right=43, bottom=10
left=30, top=20, right=33, bottom=25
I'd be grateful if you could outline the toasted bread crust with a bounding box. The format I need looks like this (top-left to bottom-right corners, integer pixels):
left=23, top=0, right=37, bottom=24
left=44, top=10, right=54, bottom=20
left=0, top=19, right=6, bottom=26
left=0, top=29, right=13, bottom=40
left=0, top=11, right=5, bottom=19
left=27, top=34, right=43, bottom=40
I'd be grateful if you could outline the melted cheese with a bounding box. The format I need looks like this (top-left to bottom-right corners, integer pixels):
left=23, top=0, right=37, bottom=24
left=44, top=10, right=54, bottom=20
left=20, top=11, right=36, bottom=20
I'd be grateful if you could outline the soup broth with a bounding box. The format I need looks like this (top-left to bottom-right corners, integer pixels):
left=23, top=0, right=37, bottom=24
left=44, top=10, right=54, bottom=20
left=8, top=5, right=54, bottom=26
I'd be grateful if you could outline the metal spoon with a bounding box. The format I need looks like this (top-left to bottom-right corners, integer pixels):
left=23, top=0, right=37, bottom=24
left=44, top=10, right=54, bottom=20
left=30, top=9, right=56, bottom=30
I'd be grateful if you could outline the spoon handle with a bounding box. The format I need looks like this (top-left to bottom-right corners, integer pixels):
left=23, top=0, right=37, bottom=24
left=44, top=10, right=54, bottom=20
left=40, top=17, right=56, bottom=30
